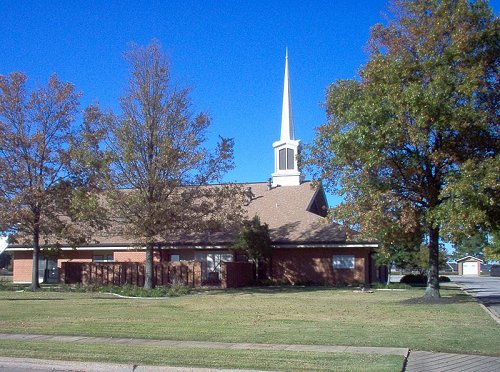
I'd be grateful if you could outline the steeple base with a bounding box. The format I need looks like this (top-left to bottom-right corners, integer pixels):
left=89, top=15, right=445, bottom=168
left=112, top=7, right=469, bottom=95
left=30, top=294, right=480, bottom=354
left=272, top=172, right=303, bottom=187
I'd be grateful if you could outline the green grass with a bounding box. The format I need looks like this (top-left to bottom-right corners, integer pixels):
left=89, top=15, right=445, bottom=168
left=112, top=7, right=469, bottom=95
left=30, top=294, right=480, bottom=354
left=0, top=340, right=404, bottom=371
left=0, top=286, right=498, bottom=358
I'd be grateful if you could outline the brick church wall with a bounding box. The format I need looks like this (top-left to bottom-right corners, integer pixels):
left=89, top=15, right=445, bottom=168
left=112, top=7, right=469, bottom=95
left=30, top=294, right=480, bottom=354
left=271, top=247, right=371, bottom=286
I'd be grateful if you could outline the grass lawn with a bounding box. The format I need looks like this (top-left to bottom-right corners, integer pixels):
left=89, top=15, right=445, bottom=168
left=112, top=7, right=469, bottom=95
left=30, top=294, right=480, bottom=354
left=0, top=286, right=498, bottom=369
left=0, top=340, right=404, bottom=371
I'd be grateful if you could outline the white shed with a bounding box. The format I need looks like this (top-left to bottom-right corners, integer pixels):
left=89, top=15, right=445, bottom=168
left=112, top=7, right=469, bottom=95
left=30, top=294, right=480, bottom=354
left=457, top=256, right=483, bottom=276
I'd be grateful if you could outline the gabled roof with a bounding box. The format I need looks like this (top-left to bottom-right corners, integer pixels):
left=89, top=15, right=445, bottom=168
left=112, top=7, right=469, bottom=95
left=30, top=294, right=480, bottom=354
left=244, top=181, right=347, bottom=244
left=141, top=181, right=371, bottom=247
left=456, top=256, right=483, bottom=263
left=7, top=181, right=376, bottom=250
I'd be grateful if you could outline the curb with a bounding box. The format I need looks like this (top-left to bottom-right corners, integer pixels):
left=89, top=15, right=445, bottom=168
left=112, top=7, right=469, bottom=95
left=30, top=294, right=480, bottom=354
left=0, top=356, right=263, bottom=372
left=402, top=349, right=411, bottom=372
left=455, top=286, right=500, bottom=325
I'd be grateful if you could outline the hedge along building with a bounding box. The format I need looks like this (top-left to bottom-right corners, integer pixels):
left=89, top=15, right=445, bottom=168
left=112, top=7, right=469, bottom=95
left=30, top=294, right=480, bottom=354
left=7, top=51, right=379, bottom=286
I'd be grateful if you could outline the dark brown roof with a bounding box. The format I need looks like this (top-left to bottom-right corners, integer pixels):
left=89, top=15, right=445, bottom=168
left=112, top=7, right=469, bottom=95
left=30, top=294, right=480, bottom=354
left=243, top=181, right=347, bottom=244
left=8, top=181, right=374, bottom=249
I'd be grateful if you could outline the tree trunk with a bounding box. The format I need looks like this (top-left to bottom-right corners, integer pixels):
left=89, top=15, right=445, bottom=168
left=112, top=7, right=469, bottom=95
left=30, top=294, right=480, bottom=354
left=255, top=259, right=260, bottom=283
left=30, top=229, right=41, bottom=291
left=144, top=243, right=154, bottom=290
left=424, top=226, right=440, bottom=299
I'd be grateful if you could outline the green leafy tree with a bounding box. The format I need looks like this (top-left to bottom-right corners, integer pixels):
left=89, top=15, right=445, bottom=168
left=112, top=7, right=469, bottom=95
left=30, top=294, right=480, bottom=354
left=233, top=216, right=272, bottom=281
left=484, top=231, right=500, bottom=261
left=103, top=40, right=243, bottom=289
left=451, top=232, right=488, bottom=261
left=306, top=0, right=498, bottom=298
left=414, top=245, right=448, bottom=275
left=0, top=73, right=106, bottom=290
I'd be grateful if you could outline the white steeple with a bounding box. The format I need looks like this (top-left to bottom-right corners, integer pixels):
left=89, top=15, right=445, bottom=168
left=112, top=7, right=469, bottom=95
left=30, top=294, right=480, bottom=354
left=272, top=49, right=303, bottom=187
left=280, top=48, right=294, bottom=141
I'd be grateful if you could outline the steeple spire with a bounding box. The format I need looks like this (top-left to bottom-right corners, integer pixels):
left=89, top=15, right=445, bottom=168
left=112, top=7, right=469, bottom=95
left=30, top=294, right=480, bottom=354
left=280, top=48, right=294, bottom=141
left=272, top=49, right=303, bottom=187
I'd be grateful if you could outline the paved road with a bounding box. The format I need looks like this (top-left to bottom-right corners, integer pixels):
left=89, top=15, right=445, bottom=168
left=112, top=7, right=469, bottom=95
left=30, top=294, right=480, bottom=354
left=451, top=276, right=500, bottom=320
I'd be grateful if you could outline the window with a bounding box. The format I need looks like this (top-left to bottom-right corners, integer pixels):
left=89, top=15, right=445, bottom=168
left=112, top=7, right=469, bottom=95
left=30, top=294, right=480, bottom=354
left=287, top=148, right=294, bottom=169
left=93, top=254, right=114, bottom=262
left=279, top=148, right=295, bottom=170
left=170, top=254, right=180, bottom=262
left=279, top=149, right=286, bottom=170
left=195, top=252, right=233, bottom=272
left=332, top=255, right=355, bottom=269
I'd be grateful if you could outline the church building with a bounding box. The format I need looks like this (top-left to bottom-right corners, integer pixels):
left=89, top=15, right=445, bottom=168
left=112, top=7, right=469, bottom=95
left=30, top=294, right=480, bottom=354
left=7, top=51, right=379, bottom=286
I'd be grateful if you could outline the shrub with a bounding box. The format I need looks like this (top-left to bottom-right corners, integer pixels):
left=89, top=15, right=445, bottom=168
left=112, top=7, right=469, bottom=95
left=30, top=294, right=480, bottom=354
left=0, top=277, right=15, bottom=291
left=168, top=282, right=191, bottom=296
left=400, top=274, right=452, bottom=285
left=400, top=274, right=427, bottom=285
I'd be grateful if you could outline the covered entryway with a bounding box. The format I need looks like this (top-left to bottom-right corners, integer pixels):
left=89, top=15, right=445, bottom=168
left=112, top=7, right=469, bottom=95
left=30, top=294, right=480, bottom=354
left=194, top=251, right=233, bottom=283
left=457, top=256, right=482, bottom=276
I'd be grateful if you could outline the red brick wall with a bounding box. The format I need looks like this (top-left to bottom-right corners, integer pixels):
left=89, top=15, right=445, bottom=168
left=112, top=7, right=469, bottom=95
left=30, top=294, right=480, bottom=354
left=221, top=261, right=255, bottom=288
left=272, top=248, right=371, bottom=285
left=58, top=251, right=93, bottom=267
left=113, top=251, right=146, bottom=262
left=13, top=247, right=374, bottom=286
left=11, top=251, right=33, bottom=283
left=12, top=250, right=94, bottom=283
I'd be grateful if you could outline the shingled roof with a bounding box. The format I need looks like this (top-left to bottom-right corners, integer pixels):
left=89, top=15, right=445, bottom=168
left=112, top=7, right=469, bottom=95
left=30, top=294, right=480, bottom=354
left=243, top=181, right=347, bottom=244
left=7, top=181, right=371, bottom=250
left=156, top=180, right=354, bottom=247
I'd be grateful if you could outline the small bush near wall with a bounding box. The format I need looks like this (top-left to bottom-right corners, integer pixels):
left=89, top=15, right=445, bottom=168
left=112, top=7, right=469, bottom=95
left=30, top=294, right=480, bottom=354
left=100, top=284, right=191, bottom=297
left=491, top=265, right=500, bottom=277
left=28, top=283, right=191, bottom=297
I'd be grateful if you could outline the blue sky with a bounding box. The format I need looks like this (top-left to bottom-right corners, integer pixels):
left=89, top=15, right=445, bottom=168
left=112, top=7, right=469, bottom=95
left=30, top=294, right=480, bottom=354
left=1, top=0, right=498, bottom=207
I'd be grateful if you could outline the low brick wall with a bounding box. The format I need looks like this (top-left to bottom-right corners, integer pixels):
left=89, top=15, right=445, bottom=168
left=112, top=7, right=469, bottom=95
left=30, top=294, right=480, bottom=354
left=220, top=261, right=255, bottom=288
left=62, top=261, right=202, bottom=287
left=271, top=248, right=371, bottom=285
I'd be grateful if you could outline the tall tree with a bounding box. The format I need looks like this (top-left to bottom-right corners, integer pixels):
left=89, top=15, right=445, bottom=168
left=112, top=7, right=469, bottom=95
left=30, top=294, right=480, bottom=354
left=484, top=231, right=500, bottom=261
left=306, top=0, right=498, bottom=298
left=0, top=73, right=104, bottom=290
left=103, top=40, right=243, bottom=289
left=451, top=232, right=488, bottom=261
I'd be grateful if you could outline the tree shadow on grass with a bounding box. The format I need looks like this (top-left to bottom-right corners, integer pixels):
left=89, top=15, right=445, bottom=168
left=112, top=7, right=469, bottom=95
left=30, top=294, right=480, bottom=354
left=400, top=292, right=475, bottom=305
left=196, top=285, right=353, bottom=296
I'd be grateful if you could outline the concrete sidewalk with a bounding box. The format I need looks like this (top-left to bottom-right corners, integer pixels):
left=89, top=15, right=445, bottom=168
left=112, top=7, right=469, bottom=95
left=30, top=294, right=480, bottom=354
left=1, top=356, right=245, bottom=372
left=0, top=356, right=260, bottom=372
left=405, top=351, right=500, bottom=372
left=0, top=333, right=408, bottom=356
left=0, top=333, right=406, bottom=371
left=1, top=333, right=499, bottom=371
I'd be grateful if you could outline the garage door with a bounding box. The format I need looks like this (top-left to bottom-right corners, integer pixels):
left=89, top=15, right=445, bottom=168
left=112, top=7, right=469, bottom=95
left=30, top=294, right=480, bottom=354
left=463, top=261, right=478, bottom=276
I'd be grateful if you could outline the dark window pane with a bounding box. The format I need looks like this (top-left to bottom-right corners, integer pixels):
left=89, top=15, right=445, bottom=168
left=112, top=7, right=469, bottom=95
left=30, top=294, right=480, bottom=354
left=279, top=149, right=286, bottom=170
left=287, top=148, right=294, bottom=169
